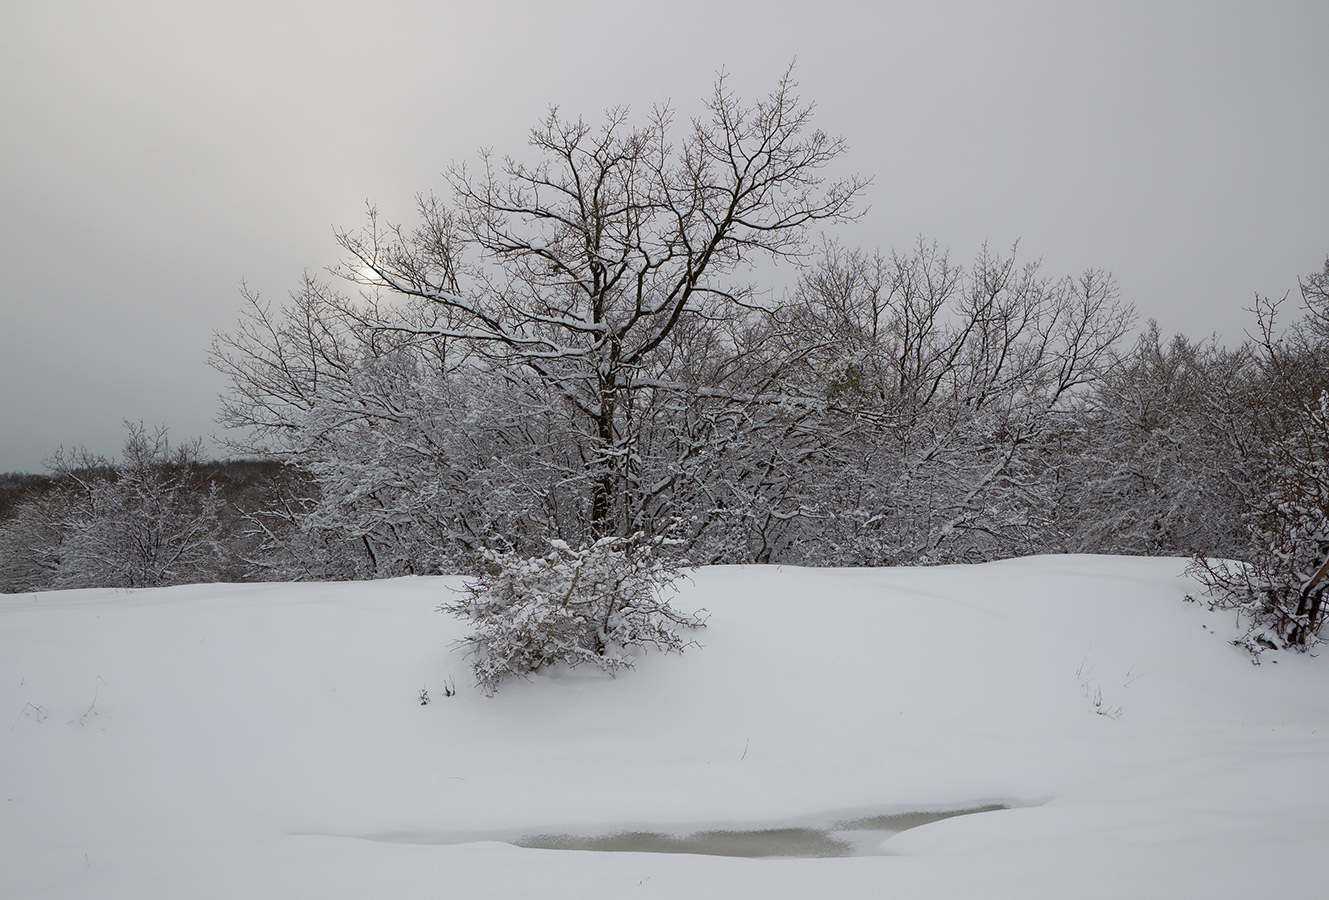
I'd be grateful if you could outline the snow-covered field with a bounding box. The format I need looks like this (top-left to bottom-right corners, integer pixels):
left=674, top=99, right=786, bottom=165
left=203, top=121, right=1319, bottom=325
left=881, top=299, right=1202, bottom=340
left=3, top=556, right=1327, bottom=898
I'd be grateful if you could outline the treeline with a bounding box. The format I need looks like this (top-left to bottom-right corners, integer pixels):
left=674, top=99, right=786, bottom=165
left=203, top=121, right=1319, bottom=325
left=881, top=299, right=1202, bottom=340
left=2, top=71, right=1325, bottom=653
left=0, top=426, right=327, bottom=590
left=3, top=255, right=1326, bottom=598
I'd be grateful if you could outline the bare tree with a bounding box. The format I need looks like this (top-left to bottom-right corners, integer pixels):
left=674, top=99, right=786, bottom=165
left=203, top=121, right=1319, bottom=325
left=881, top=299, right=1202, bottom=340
left=771, top=239, right=1134, bottom=564
left=1300, top=257, right=1329, bottom=344
left=0, top=424, right=225, bottom=591
left=1190, top=265, right=1329, bottom=651
left=53, top=424, right=225, bottom=589
left=214, top=66, right=864, bottom=560
left=1069, top=324, right=1254, bottom=557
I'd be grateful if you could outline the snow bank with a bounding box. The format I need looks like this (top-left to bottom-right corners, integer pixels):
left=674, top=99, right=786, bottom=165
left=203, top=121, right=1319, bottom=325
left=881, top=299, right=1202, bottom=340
left=3, top=556, right=1327, bottom=898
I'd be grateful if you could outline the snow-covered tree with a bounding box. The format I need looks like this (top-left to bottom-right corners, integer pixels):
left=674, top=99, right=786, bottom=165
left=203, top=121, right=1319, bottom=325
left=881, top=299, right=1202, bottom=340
left=53, top=424, right=226, bottom=589
left=213, top=68, right=863, bottom=568
left=1191, top=265, right=1329, bottom=650
left=1068, top=324, right=1254, bottom=557
left=0, top=479, right=75, bottom=592
left=763, top=239, right=1134, bottom=564
left=0, top=424, right=225, bottom=591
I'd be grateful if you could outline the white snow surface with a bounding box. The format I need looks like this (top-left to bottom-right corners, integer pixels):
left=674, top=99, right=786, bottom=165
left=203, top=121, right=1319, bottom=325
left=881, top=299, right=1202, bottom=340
left=3, top=556, right=1328, bottom=898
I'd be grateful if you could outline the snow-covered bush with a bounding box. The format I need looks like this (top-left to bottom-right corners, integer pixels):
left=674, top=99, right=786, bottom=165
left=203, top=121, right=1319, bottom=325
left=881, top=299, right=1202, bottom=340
left=1190, top=391, right=1329, bottom=653
left=1189, top=275, right=1329, bottom=654
left=442, top=534, right=705, bottom=694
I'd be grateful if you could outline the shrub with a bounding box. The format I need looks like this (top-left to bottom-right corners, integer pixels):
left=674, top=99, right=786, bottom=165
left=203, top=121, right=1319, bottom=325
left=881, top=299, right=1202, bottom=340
left=442, top=533, right=705, bottom=694
left=1189, top=392, right=1329, bottom=654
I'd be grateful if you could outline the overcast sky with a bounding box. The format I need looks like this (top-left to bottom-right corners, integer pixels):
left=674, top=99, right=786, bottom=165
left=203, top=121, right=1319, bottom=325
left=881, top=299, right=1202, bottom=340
left=2, top=0, right=1326, bottom=472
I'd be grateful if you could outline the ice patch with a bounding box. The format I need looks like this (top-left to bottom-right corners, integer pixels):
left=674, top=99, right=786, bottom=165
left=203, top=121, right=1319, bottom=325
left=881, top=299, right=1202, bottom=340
left=359, top=804, right=1012, bottom=859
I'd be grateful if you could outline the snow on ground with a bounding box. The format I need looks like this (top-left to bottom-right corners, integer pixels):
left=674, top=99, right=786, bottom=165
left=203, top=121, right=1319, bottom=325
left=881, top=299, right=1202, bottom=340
left=2, top=556, right=1327, bottom=899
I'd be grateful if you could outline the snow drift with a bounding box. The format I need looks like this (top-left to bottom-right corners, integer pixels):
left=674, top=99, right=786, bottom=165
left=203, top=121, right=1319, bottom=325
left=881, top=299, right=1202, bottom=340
left=3, top=556, right=1327, bottom=898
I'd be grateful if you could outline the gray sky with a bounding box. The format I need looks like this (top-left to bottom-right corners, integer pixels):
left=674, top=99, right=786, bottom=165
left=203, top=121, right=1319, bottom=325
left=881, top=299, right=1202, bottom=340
left=2, top=0, right=1326, bottom=472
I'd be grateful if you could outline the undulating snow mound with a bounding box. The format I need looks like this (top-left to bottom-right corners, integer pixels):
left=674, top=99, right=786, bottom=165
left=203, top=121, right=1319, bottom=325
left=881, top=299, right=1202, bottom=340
left=3, top=557, right=1327, bottom=898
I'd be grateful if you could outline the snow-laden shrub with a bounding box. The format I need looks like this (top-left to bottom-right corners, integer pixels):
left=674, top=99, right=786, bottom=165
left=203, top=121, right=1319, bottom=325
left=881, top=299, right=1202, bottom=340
left=442, top=534, right=705, bottom=694
left=1190, top=391, right=1329, bottom=654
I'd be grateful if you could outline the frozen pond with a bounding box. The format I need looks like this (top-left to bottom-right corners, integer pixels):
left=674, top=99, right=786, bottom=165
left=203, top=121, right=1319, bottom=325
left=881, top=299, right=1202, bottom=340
left=514, top=806, right=1008, bottom=858
left=369, top=805, right=1009, bottom=859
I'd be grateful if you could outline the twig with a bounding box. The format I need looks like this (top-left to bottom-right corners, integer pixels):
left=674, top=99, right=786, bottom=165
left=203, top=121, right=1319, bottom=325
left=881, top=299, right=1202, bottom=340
left=10, top=703, right=47, bottom=730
